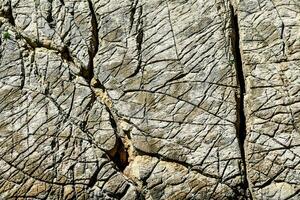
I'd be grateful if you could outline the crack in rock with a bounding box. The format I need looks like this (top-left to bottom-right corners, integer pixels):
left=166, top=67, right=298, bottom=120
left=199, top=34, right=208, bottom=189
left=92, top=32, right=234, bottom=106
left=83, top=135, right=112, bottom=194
left=1, top=0, right=299, bottom=199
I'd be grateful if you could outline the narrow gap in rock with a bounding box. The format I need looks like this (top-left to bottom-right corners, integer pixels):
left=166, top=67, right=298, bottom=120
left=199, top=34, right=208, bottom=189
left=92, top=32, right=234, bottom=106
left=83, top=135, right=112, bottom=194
left=0, top=1, right=15, bottom=25
left=61, top=46, right=74, bottom=62
left=129, top=0, right=138, bottom=32
left=229, top=4, right=253, bottom=200
left=106, top=108, right=129, bottom=171
left=126, top=7, right=144, bottom=79
left=123, top=129, right=139, bottom=165
left=6, top=1, right=15, bottom=26
left=90, top=78, right=106, bottom=92
left=124, top=130, right=132, bottom=140
left=280, top=22, right=286, bottom=58
left=87, top=161, right=101, bottom=188
left=86, top=0, right=99, bottom=83
left=46, top=0, right=55, bottom=29
left=107, top=137, right=129, bottom=172
left=86, top=0, right=130, bottom=173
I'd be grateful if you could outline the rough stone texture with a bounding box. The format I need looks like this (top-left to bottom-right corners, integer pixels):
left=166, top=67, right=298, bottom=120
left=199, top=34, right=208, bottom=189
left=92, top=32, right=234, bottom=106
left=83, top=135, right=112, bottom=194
left=0, top=0, right=299, bottom=199
left=238, top=0, right=300, bottom=199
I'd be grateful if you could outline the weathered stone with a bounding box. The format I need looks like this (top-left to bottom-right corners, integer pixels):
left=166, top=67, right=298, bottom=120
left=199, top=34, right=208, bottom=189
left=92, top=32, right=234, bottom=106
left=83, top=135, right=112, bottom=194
left=0, top=0, right=299, bottom=199
left=237, top=0, right=300, bottom=199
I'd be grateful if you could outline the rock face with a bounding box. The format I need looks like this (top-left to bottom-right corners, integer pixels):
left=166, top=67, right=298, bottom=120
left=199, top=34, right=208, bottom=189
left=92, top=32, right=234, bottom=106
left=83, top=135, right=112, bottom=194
left=0, top=0, right=299, bottom=199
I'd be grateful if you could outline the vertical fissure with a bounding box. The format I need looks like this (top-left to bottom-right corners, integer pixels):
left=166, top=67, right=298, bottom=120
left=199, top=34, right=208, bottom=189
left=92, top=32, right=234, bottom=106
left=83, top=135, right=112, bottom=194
left=126, top=6, right=143, bottom=79
left=129, top=0, right=139, bottom=32
left=6, top=1, right=15, bottom=26
left=86, top=0, right=99, bottom=83
left=86, top=0, right=131, bottom=173
left=229, top=4, right=252, bottom=199
left=46, top=0, right=55, bottom=28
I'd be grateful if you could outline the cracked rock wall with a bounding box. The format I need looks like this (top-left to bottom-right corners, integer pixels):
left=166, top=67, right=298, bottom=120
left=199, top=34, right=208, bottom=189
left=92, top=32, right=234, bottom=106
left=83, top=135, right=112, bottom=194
left=0, top=0, right=299, bottom=199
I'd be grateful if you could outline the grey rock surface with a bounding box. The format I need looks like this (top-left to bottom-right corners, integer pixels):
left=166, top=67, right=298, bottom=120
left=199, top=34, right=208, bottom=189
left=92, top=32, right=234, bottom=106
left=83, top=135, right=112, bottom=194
left=0, top=0, right=299, bottom=199
left=238, top=0, right=300, bottom=199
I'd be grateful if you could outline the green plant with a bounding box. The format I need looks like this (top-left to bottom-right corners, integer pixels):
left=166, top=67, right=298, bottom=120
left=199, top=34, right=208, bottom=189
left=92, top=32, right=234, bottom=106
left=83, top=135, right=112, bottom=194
left=229, top=59, right=235, bottom=65
left=2, top=31, right=10, bottom=40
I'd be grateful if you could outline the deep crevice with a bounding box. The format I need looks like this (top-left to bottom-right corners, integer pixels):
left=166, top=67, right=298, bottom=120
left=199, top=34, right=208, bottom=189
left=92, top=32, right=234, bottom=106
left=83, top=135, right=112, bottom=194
left=106, top=108, right=129, bottom=171
left=1, top=1, right=16, bottom=26
left=59, top=0, right=65, bottom=6
left=87, top=0, right=130, bottom=173
left=61, top=46, right=74, bottom=62
left=86, top=0, right=99, bottom=83
left=46, top=0, right=55, bottom=29
left=107, top=136, right=129, bottom=172
left=229, top=4, right=253, bottom=200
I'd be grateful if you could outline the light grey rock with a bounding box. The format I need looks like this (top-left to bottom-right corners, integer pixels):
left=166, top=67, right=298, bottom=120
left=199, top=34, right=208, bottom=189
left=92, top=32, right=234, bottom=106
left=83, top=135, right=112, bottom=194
left=0, top=0, right=299, bottom=199
left=237, top=0, right=300, bottom=199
